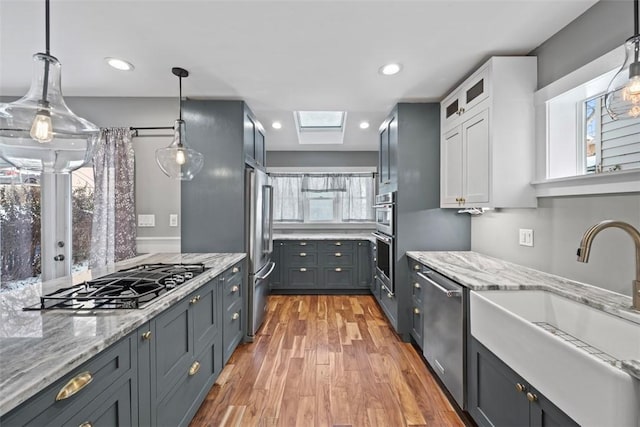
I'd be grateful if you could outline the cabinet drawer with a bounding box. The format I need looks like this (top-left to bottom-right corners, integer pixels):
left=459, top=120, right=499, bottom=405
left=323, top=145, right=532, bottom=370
left=156, top=344, right=217, bottom=427
left=284, top=240, right=317, bottom=250
left=318, top=241, right=354, bottom=251
left=223, top=299, right=244, bottom=363
left=63, top=376, right=133, bottom=427
left=223, top=270, right=243, bottom=307
left=410, top=273, right=425, bottom=303
left=2, top=334, right=134, bottom=427
left=285, top=251, right=317, bottom=266
left=319, top=251, right=354, bottom=266
left=287, top=268, right=319, bottom=288
left=225, top=261, right=244, bottom=286
left=324, top=268, right=354, bottom=288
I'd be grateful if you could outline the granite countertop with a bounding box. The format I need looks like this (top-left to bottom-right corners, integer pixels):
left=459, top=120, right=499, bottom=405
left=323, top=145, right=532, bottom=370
left=273, top=232, right=375, bottom=242
left=0, top=252, right=245, bottom=416
left=406, top=250, right=640, bottom=381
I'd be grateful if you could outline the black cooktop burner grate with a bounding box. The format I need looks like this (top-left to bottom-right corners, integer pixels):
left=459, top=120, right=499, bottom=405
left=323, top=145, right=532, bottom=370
left=24, top=263, right=207, bottom=311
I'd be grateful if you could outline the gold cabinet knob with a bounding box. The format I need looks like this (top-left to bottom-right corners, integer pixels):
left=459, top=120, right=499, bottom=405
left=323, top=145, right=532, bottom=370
left=232, top=266, right=240, bottom=273
left=413, top=265, right=420, bottom=271
left=413, top=282, right=421, bottom=289
left=335, top=268, right=342, bottom=272
left=141, top=331, right=152, bottom=341
left=413, top=308, right=420, bottom=315
left=516, top=383, right=526, bottom=393
left=56, top=371, right=93, bottom=401
left=335, top=242, right=342, bottom=246
left=299, top=252, right=307, bottom=257
left=300, top=242, right=307, bottom=246
left=300, top=268, right=307, bottom=272
left=335, top=252, right=342, bottom=257
left=231, top=285, right=240, bottom=293
left=189, top=295, right=201, bottom=305
left=79, top=422, right=93, bottom=427
left=232, top=312, right=240, bottom=320
left=387, top=292, right=393, bottom=299
left=188, top=361, right=201, bottom=376
left=526, top=392, right=538, bottom=402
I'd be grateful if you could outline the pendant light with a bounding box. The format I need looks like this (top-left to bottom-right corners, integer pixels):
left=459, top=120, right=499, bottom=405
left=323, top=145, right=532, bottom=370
left=155, top=67, right=204, bottom=181
left=605, top=0, right=640, bottom=120
left=0, top=0, right=99, bottom=173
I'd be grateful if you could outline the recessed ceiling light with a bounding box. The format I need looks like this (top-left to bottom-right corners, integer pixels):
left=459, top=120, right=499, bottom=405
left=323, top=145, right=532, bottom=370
left=379, top=63, right=402, bottom=76
left=359, top=121, right=370, bottom=129
left=272, top=121, right=282, bottom=129
left=105, top=57, right=135, bottom=71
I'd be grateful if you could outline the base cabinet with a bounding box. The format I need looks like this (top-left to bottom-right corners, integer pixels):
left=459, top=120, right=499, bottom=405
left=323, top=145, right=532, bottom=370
left=2, top=261, right=246, bottom=427
left=272, top=240, right=373, bottom=291
left=468, top=338, right=578, bottom=427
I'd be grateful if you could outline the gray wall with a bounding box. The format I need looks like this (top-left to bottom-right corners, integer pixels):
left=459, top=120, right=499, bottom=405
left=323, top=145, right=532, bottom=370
left=62, top=97, right=180, bottom=240
left=472, top=0, right=640, bottom=296
left=530, top=0, right=629, bottom=88
left=266, top=151, right=377, bottom=168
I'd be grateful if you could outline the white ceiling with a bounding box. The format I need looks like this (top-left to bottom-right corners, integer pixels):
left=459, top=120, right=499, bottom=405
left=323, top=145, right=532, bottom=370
left=0, top=0, right=598, bottom=151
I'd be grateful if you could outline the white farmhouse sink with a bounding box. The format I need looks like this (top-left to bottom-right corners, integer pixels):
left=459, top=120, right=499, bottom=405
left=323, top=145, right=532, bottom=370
left=470, top=290, right=640, bottom=427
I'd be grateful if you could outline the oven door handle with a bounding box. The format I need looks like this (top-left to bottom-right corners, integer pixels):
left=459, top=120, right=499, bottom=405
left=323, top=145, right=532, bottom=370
left=372, top=204, right=393, bottom=209
left=417, top=272, right=462, bottom=298
left=371, top=232, right=392, bottom=243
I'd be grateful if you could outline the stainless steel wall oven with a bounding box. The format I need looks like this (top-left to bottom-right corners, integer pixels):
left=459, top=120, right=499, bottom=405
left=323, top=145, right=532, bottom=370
left=373, top=192, right=394, bottom=236
left=373, top=231, right=394, bottom=294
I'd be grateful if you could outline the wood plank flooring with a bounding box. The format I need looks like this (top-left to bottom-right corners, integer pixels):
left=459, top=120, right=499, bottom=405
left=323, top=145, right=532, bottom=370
left=190, top=295, right=464, bottom=427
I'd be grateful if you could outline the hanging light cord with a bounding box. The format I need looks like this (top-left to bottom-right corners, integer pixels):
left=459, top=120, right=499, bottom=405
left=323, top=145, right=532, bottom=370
left=178, top=74, right=183, bottom=121
left=41, top=0, right=51, bottom=105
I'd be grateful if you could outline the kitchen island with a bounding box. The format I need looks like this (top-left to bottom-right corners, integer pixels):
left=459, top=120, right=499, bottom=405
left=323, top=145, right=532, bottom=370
left=0, top=252, right=245, bottom=423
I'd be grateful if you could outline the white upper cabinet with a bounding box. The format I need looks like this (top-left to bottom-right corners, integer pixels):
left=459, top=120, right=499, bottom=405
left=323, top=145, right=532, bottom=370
left=440, top=57, right=538, bottom=209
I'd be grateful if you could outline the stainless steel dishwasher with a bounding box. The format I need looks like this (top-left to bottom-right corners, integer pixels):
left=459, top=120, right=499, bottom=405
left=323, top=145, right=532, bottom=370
left=417, top=267, right=465, bottom=408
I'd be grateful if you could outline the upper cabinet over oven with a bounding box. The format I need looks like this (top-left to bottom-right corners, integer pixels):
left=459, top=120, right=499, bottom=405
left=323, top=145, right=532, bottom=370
left=440, top=56, right=538, bottom=209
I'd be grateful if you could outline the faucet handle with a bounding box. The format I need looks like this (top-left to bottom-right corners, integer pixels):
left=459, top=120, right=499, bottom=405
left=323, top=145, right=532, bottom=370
left=576, top=248, right=581, bottom=257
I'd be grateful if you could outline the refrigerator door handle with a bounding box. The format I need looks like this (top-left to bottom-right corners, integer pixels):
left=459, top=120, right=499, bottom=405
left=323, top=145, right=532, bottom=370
left=255, top=261, right=276, bottom=280
left=265, top=184, right=274, bottom=254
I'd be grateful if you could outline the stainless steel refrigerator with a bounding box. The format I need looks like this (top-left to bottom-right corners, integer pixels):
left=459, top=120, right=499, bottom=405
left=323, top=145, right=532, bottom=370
left=245, top=167, right=274, bottom=340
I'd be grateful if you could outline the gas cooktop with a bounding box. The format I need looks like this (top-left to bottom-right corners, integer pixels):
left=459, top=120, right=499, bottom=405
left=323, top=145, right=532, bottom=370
left=24, top=263, right=207, bottom=311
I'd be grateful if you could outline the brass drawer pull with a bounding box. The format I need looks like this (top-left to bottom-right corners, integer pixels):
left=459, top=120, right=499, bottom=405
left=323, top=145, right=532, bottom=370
left=516, top=383, right=527, bottom=393
left=56, top=371, right=93, bottom=401
left=231, top=285, right=240, bottom=293
left=413, top=282, right=421, bottom=289
left=413, top=308, right=420, bottom=315
left=413, top=265, right=420, bottom=271
left=232, top=312, right=240, bottom=320
left=232, top=266, right=240, bottom=273
left=189, top=361, right=201, bottom=376
left=335, top=242, right=342, bottom=246
left=189, top=295, right=201, bottom=305
left=299, top=242, right=307, bottom=246
left=300, top=268, right=307, bottom=272
left=526, top=392, right=538, bottom=402
left=335, top=268, right=342, bottom=272
left=141, top=331, right=152, bottom=340
left=299, top=252, right=307, bottom=257
left=335, top=252, right=342, bottom=257
left=79, top=422, right=93, bottom=427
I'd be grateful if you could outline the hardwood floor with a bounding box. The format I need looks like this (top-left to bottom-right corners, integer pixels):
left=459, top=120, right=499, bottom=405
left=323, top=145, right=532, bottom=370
left=190, top=295, right=464, bottom=427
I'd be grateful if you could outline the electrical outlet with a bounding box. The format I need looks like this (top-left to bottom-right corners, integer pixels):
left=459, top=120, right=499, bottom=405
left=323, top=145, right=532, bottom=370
left=138, top=214, right=155, bottom=227
left=169, top=214, right=179, bottom=227
left=519, top=229, right=534, bottom=247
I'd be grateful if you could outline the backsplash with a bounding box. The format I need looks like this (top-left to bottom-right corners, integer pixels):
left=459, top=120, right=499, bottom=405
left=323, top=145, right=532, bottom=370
left=471, top=193, right=640, bottom=297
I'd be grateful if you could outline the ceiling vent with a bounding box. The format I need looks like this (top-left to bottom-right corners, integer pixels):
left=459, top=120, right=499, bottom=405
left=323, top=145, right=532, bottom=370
left=294, top=111, right=346, bottom=144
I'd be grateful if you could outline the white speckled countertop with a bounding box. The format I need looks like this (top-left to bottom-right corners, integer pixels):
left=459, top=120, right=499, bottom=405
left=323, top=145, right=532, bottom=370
left=0, top=252, right=245, bottom=416
left=273, top=232, right=375, bottom=242
left=406, top=251, right=640, bottom=381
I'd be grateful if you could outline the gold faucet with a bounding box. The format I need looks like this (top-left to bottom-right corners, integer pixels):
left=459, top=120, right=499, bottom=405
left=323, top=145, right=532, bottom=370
left=577, top=220, right=640, bottom=310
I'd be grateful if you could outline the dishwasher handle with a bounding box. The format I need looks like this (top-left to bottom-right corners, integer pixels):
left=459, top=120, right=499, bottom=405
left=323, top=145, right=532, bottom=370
left=417, top=271, right=462, bottom=298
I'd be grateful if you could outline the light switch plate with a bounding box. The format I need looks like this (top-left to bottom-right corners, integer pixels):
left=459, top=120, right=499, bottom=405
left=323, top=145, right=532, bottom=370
left=519, top=229, right=534, bottom=247
left=138, top=214, right=155, bottom=227
left=169, top=214, right=178, bottom=227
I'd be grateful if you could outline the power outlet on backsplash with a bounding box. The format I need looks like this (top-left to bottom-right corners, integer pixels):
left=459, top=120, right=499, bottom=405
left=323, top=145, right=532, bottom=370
left=519, top=229, right=534, bottom=247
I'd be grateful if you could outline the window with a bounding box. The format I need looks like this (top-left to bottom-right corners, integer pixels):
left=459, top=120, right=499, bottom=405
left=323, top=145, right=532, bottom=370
left=272, top=173, right=374, bottom=223
left=581, top=94, right=640, bottom=174
left=294, top=111, right=347, bottom=145
left=71, top=167, right=94, bottom=274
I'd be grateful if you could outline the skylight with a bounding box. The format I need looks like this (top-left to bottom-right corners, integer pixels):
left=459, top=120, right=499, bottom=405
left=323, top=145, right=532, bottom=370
left=293, top=111, right=347, bottom=144
left=296, top=111, right=345, bottom=129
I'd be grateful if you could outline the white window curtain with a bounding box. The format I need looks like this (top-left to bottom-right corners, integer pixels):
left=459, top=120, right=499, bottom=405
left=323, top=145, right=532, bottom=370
left=272, top=174, right=304, bottom=222
left=301, top=174, right=347, bottom=192
left=341, top=175, right=374, bottom=221
left=90, top=128, right=137, bottom=268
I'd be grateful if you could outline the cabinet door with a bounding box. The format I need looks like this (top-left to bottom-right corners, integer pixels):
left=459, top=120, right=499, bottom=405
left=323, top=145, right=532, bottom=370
left=442, top=90, right=462, bottom=131
left=223, top=299, right=244, bottom=363
left=463, top=109, right=490, bottom=205
left=529, top=387, right=579, bottom=427
left=64, top=378, right=133, bottom=427
left=288, top=267, right=319, bottom=288
left=254, top=127, right=265, bottom=167
left=271, top=241, right=283, bottom=288
left=388, top=113, right=398, bottom=190
left=442, top=126, right=464, bottom=206
left=462, top=67, right=489, bottom=113
left=357, top=241, right=372, bottom=288
left=324, top=267, right=354, bottom=288
left=244, top=110, right=256, bottom=161
left=191, top=280, right=220, bottom=357
left=379, top=126, right=390, bottom=186
left=468, top=339, right=530, bottom=427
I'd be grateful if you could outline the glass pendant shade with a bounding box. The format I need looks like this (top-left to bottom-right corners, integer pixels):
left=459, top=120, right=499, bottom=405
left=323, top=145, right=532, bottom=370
left=155, top=119, right=204, bottom=181
left=605, top=35, right=640, bottom=120
left=0, top=53, right=99, bottom=173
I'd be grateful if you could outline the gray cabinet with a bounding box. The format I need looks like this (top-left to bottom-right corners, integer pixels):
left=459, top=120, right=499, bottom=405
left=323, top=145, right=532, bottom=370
left=408, top=264, right=424, bottom=347
left=272, top=240, right=372, bottom=292
left=243, top=104, right=266, bottom=169
left=378, top=108, right=398, bottom=193
left=1, top=332, right=137, bottom=427
left=376, top=275, right=398, bottom=329
left=468, top=338, right=578, bottom=427
left=271, top=241, right=283, bottom=288
left=222, top=263, right=244, bottom=364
